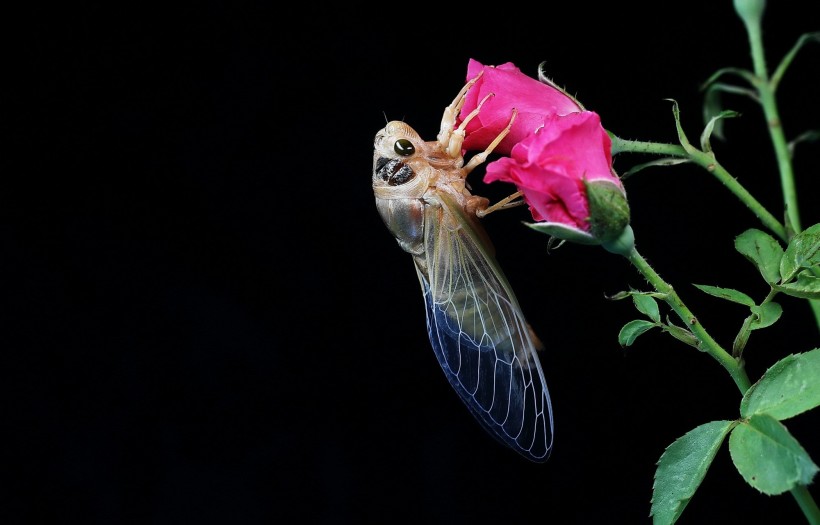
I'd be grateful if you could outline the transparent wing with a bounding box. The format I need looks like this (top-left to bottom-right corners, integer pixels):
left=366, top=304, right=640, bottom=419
left=417, top=192, right=554, bottom=462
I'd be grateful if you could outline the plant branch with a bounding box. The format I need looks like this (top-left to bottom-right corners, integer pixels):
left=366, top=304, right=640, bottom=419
left=742, top=10, right=803, bottom=234
left=625, top=246, right=752, bottom=393
left=612, top=138, right=787, bottom=241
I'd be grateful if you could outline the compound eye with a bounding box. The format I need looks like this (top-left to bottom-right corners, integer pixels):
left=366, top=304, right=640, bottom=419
left=394, top=138, right=415, bottom=156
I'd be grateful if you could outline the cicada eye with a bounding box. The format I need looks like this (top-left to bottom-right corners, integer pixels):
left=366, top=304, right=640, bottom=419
left=394, top=138, right=415, bottom=156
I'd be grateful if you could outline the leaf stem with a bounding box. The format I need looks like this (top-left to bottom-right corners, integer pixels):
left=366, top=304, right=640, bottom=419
left=625, top=246, right=752, bottom=393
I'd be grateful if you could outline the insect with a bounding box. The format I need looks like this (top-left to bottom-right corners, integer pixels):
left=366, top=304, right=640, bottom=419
left=371, top=73, right=554, bottom=462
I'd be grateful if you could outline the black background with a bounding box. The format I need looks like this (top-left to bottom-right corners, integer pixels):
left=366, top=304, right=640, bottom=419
left=8, top=2, right=820, bottom=524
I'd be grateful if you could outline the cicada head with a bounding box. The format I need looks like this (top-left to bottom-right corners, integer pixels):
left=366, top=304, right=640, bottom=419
left=372, top=121, right=427, bottom=193
left=373, top=120, right=464, bottom=195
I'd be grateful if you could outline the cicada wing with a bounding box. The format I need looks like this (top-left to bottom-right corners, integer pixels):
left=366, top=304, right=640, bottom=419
left=418, top=193, right=554, bottom=462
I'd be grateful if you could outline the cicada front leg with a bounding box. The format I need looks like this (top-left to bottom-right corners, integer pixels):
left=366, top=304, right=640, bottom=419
left=436, top=71, right=483, bottom=154
left=458, top=106, right=527, bottom=218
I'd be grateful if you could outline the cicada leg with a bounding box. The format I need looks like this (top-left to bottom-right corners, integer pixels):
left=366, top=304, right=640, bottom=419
left=462, top=107, right=517, bottom=174
left=436, top=71, right=483, bottom=152
left=474, top=191, right=526, bottom=218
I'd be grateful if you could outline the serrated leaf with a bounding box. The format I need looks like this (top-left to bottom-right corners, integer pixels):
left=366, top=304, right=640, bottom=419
left=692, top=284, right=755, bottom=306
left=774, top=273, right=820, bottom=299
left=780, top=223, right=820, bottom=282
left=618, top=320, right=656, bottom=347
left=735, top=229, right=784, bottom=284
left=651, top=420, right=734, bottom=525
left=728, top=415, right=818, bottom=495
left=749, top=302, right=782, bottom=330
left=741, top=348, right=820, bottom=420
left=633, top=294, right=660, bottom=322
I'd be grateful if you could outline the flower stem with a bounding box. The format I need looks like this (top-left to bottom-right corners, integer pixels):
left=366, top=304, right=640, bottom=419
left=612, top=137, right=787, bottom=241
left=625, top=246, right=752, bottom=393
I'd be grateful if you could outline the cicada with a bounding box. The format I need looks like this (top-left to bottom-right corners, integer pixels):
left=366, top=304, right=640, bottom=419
left=371, top=74, right=554, bottom=462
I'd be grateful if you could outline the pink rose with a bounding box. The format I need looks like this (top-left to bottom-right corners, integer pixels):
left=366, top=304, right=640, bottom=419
left=484, top=111, right=628, bottom=242
left=457, top=59, right=583, bottom=155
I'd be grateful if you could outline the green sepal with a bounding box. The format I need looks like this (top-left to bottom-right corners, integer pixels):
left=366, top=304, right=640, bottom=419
left=601, top=224, right=635, bottom=256
left=733, top=0, right=765, bottom=26
left=524, top=221, right=599, bottom=245
left=585, top=179, right=631, bottom=244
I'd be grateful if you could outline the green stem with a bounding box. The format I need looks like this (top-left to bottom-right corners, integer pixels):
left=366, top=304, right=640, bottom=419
left=740, top=6, right=820, bottom=333
left=628, top=245, right=820, bottom=522
left=612, top=138, right=787, bottom=241
left=791, top=484, right=820, bottom=525
left=743, top=11, right=803, bottom=233
left=626, top=246, right=752, bottom=393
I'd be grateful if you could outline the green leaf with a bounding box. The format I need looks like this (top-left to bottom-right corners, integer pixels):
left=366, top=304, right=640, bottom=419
left=771, top=32, right=820, bottom=91
left=666, top=99, right=697, bottom=155
left=789, top=129, right=820, bottom=158
left=620, top=157, right=691, bottom=179
left=780, top=223, right=820, bottom=282
left=728, top=414, right=818, bottom=495
left=749, top=302, right=782, bottom=330
left=633, top=294, right=660, bottom=323
left=662, top=317, right=700, bottom=349
left=734, top=229, right=784, bottom=284
left=741, top=348, right=820, bottom=420
left=692, top=284, right=755, bottom=306
left=700, top=110, right=739, bottom=153
left=618, top=320, right=656, bottom=347
left=732, top=316, right=753, bottom=356
left=774, top=272, right=820, bottom=299
left=651, top=420, right=734, bottom=525
left=702, top=85, right=726, bottom=141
